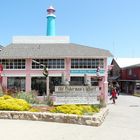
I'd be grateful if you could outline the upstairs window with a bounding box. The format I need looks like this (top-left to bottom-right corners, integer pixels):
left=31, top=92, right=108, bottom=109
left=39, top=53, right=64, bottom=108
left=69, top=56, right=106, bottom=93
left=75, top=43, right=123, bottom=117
left=32, top=59, right=65, bottom=69
left=71, top=59, right=104, bottom=69
left=128, top=69, right=132, bottom=76
left=0, top=59, right=25, bottom=69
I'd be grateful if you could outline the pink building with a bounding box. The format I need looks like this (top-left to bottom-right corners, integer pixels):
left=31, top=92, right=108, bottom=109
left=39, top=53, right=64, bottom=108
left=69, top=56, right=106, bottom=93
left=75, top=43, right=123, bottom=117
left=0, top=6, right=112, bottom=105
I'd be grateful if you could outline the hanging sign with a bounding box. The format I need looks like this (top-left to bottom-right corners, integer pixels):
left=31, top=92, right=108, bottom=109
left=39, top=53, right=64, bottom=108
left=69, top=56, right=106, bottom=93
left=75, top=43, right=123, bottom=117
left=70, top=69, right=105, bottom=75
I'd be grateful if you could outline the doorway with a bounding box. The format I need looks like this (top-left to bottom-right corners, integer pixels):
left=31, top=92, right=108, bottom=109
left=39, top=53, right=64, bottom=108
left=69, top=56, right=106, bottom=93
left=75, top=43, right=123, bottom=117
left=49, top=77, right=61, bottom=94
left=31, top=77, right=46, bottom=96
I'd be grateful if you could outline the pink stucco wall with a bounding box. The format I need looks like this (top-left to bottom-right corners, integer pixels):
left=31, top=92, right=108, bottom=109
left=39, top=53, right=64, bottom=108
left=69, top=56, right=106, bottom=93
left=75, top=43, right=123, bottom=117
left=2, top=76, right=7, bottom=89
left=26, top=59, right=32, bottom=92
left=103, top=58, right=109, bottom=105
left=1, top=58, right=109, bottom=106
left=65, top=58, right=71, bottom=81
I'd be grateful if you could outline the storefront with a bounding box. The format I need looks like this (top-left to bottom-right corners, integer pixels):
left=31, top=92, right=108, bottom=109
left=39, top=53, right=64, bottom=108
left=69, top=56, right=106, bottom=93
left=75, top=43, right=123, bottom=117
left=120, top=80, right=140, bottom=94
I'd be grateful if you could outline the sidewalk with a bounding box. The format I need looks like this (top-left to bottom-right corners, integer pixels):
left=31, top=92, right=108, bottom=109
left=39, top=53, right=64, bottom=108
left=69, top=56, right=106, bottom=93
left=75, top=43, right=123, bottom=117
left=0, top=94, right=140, bottom=140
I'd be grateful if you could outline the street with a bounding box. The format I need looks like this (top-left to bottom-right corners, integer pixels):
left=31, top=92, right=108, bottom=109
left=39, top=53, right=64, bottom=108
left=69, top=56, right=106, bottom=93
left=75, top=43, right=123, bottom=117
left=0, top=94, right=140, bottom=140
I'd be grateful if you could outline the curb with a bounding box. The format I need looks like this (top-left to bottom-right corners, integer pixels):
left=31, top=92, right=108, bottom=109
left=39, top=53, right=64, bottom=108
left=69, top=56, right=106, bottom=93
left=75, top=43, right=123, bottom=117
left=0, top=107, right=109, bottom=126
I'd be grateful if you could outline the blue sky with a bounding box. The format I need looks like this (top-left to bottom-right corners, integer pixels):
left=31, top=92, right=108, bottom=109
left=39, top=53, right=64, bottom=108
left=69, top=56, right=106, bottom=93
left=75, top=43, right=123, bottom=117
left=0, top=0, right=140, bottom=57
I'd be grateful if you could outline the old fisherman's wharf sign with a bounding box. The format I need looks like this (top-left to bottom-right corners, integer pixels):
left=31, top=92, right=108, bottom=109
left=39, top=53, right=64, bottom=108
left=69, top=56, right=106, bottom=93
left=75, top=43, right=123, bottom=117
left=53, top=86, right=100, bottom=105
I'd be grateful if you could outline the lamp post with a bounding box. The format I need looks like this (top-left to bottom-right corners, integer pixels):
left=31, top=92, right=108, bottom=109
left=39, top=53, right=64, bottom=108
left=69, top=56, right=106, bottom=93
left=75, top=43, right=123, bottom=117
left=0, top=64, right=3, bottom=86
left=32, top=59, right=49, bottom=97
left=43, top=66, right=49, bottom=97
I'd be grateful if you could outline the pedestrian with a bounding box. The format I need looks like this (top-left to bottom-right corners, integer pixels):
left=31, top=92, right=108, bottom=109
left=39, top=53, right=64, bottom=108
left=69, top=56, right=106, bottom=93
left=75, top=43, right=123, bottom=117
left=116, top=82, right=120, bottom=95
left=108, top=82, right=113, bottom=96
left=110, top=87, right=117, bottom=104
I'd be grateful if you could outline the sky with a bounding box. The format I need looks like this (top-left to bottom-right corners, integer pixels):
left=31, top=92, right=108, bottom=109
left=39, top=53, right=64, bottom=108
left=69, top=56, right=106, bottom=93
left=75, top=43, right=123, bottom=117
left=0, top=0, right=140, bottom=58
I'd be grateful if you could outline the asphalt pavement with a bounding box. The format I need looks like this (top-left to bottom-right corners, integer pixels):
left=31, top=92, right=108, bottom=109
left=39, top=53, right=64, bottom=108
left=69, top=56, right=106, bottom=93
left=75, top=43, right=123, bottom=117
left=0, top=94, right=140, bottom=140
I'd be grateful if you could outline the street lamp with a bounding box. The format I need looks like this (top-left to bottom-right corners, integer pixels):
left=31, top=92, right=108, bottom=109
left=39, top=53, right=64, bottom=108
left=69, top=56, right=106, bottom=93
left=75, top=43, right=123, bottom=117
left=43, top=66, right=48, bottom=77
left=32, top=59, right=49, bottom=96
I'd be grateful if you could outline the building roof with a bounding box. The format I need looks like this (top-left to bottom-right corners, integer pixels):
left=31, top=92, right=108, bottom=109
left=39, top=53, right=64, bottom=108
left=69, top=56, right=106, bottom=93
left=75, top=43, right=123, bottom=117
left=0, top=43, right=112, bottom=59
left=114, top=58, right=140, bottom=68
left=123, top=63, right=140, bottom=69
left=12, top=36, right=70, bottom=44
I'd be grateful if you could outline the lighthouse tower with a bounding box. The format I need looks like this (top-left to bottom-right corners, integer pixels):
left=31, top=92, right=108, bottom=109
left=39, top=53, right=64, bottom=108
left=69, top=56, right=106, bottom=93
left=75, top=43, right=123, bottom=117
left=46, top=6, right=56, bottom=36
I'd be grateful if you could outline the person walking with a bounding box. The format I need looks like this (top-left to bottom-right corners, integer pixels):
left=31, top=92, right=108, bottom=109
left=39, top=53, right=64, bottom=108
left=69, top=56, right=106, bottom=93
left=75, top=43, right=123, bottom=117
left=110, top=87, right=117, bottom=104
left=116, top=82, right=120, bottom=96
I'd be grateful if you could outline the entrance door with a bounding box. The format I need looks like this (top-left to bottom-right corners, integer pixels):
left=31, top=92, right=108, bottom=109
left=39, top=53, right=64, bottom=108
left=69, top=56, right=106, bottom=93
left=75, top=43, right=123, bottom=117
left=70, top=77, right=84, bottom=85
left=31, top=77, right=46, bottom=96
left=91, top=78, right=99, bottom=86
left=49, top=77, right=61, bottom=94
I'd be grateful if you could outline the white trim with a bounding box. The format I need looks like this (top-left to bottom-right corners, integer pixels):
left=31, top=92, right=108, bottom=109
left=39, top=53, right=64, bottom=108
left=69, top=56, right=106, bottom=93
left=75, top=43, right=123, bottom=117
left=3, top=69, right=26, bottom=71
left=30, top=74, right=44, bottom=77
left=30, top=73, right=62, bottom=77
left=31, top=68, right=65, bottom=71
left=70, top=74, right=84, bottom=77
left=1, top=74, right=26, bottom=77
left=70, top=74, right=105, bottom=77
left=49, top=73, right=62, bottom=77
left=13, top=36, right=70, bottom=44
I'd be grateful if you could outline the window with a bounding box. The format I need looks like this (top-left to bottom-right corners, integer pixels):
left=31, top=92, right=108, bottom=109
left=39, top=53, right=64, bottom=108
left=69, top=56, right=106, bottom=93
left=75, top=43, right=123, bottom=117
left=70, top=77, right=84, bottom=85
left=31, top=77, right=46, bottom=96
left=71, top=59, right=104, bottom=69
left=0, top=59, right=25, bottom=69
left=32, top=59, right=65, bottom=69
left=91, top=78, right=99, bottom=86
left=49, top=77, right=62, bottom=94
left=7, top=77, right=25, bottom=92
left=128, top=69, right=132, bottom=76
left=136, top=83, right=140, bottom=90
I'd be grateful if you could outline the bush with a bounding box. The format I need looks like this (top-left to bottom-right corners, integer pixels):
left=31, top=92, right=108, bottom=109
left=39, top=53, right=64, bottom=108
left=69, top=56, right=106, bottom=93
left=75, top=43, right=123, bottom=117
left=0, top=95, right=31, bottom=111
left=134, top=93, right=140, bottom=97
left=16, top=91, right=39, bottom=104
left=43, top=96, right=53, bottom=106
left=0, top=91, right=4, bottom=97
left=0, top=86, right=4, bottom=97
left=50, top=104, right=100, bottom=115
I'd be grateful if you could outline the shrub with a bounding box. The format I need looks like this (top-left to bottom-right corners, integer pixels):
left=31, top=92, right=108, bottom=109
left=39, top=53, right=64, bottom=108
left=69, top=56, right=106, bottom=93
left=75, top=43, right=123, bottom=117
left=43, top=96, right=53, bottom=106
left=134, top=93, right=140, bottom=97
left=0, top=86, right=4, bottom=97
left=16, top=91, right=39, bottom=104
left=50, top=104, right=100, bottom=115
left=0, top=95, right=31, bottom=111
left=0, top=91, right=4, bottom=97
